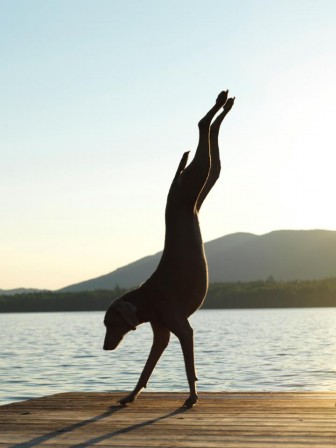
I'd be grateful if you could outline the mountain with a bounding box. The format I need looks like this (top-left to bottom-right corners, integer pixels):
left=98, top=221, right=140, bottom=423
left=208, top=230, right=336, bottom=282
left=59, top=230, right=336, bottom=292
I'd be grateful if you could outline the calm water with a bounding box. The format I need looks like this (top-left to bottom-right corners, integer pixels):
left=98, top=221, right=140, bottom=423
left=1, top=309, right=336, bottom=405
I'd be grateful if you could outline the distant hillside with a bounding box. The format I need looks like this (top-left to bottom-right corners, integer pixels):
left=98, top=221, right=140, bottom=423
left=59, top=230, right=336, bottom=292
left=208, top=230, right=336, bottom=282
left=0, top=288, right=46, bottom=296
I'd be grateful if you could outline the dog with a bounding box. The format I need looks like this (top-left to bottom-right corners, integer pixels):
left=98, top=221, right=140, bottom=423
left=104, top=91, right=235, bottom=407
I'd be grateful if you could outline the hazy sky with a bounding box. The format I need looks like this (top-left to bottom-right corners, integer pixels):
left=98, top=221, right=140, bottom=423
left=1, top=0, right=336, bottom=290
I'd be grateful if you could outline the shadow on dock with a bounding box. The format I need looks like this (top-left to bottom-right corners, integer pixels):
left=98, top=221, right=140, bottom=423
left=11, top=404, right=188, bottom=448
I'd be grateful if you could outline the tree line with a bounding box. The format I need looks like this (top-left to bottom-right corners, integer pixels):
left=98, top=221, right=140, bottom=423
left=1, top=279, right=336, bottom=313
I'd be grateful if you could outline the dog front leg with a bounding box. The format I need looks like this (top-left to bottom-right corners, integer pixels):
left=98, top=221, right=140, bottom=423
left=169, top=318, right=198, bottom=408
left=119, top=322, right=170, bottom=404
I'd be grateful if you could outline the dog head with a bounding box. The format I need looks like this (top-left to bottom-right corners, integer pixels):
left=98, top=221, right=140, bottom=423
left=103, top=295, right=139, bottom=351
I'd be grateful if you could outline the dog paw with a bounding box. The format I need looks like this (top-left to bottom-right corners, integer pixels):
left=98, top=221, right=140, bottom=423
left=119, top=393, right=136, bottom=405
left=223, top=97, right=235, bottom=112
left=183, top=394, right=198, bottom=408
left=216, top=91, right=228, bottom=107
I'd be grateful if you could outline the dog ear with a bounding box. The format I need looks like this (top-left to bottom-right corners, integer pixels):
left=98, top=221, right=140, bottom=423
left=113, top=300, right=139, bottom=330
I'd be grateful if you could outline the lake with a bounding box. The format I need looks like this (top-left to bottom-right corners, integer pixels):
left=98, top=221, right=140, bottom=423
left=1, top=308, right=336, bottom=406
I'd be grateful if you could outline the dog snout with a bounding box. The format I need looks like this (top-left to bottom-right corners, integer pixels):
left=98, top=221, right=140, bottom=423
left=103, top=333, right=122, bottom=351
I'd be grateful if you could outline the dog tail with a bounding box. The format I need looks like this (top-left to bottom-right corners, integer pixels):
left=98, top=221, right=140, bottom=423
left=173, top=151, right=190, bottom=180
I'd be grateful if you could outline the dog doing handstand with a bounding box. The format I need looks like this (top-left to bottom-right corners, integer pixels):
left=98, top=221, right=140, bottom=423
left=104, top=91, right=235, bottom=407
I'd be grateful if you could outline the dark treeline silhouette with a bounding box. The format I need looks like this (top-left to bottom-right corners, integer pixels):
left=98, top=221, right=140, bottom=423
left=0, top=286, right=125, bottom=313
left=205, top=278, right=336, bottom=308
left=1, top=279, right=336, bottom=313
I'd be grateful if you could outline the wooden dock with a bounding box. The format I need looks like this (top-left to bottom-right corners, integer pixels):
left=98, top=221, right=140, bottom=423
left=1, top=392, right=336, bottom=447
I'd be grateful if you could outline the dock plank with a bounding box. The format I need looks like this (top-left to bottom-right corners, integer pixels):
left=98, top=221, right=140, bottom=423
left=1, top=392, right=336, bottom=447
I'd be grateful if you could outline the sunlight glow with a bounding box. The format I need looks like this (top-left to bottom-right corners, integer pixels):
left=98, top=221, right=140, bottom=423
left=1, top=0, right=336, bottom=289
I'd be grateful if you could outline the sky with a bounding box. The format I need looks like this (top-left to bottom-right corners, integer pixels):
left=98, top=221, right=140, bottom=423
left=1, top=0, right=336, bottom=290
